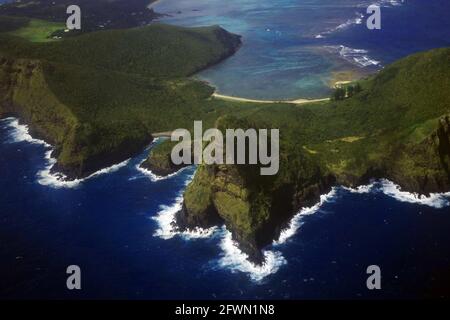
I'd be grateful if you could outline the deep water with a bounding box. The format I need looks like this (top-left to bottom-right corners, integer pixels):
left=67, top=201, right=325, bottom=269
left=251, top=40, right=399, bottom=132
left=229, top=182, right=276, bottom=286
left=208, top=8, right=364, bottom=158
left=1, top=118, right=449, bottom=299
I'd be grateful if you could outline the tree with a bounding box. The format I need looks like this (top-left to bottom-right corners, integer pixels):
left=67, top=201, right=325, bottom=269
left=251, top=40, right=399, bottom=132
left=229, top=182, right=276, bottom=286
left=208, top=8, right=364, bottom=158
left=347, top=85, right=355, bottom=98
left=354, top=83, right=362, bottom=93
left=333, top=87, right=346, bottom=101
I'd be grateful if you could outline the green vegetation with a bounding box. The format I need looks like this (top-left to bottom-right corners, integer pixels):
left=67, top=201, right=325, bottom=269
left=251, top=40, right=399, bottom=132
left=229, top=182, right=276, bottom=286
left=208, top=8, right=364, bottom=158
left=332, top=82, right=362, bottom=100
left=0, top=0, right=160, bottom=34
left=0, top=18, right=243, bottom=177
left=8, top=18, right=64, bottom=42
left=176, top=47, right=450, bottom=262
left=0, top=22, right=242, bottom=78
left=0, top=16, right=30, bottom=32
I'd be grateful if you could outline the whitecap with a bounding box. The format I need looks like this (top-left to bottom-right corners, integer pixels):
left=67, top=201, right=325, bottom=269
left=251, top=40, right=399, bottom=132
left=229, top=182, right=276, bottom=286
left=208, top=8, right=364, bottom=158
left=134, top=137, right=192, bottom=182
left=152, top=173, right=286, bottom=281
left=317, top=0, right=405, bottom=38
left=316, top=11, right=364, bottom=38
left=2, top=117, right=130, bottom=189
left=2, top=117, right=50, bottom=147
left=273, top=188, right=338, bottom=245
left=136, top=161, right=191, bottom=182
left=37, top=150, right=130, bottom=189
left=338, top=45, right=380, bottom=67
left=370, top=0, right=405, bottom=8
left=379, top=179, right=450, bottom=209
left=343, top=183, right=375, bottom=194
left=152, top=194, right=218, bottom=240
left=153, top=175, right=448, bottom=281
left=216, top=227, right=287, bottom=282
left=325, top=45, right=380, bottom=68
left=335, top=12, right=365, bottom=31
left=152, top=171, right=218, bottom=240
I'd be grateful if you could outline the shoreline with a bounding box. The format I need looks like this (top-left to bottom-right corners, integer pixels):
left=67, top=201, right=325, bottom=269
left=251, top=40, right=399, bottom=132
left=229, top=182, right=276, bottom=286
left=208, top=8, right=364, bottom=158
left=211, top=93, right=330, bottom=105
left=0, top=116, right=138, bottom=188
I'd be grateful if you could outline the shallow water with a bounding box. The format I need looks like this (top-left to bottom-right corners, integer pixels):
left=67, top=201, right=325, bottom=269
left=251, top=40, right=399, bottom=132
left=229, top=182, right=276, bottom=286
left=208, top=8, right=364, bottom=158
left=152, top=0, right=450, bottom=99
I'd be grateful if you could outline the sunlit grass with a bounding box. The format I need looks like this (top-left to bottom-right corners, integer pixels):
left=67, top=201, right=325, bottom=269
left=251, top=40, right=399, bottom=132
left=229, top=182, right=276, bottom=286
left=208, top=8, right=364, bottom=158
left=9, top=19, right=64, bottom=42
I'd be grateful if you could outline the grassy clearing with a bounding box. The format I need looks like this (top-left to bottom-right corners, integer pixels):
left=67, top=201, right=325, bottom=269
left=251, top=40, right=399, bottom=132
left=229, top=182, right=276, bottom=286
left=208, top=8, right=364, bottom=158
left=9, top=18, right=64, bottom=42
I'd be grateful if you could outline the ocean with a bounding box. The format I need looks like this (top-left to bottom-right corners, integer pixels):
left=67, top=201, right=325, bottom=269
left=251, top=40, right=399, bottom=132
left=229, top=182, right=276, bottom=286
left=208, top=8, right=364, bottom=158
left=1, top=0, right=450, bottom=299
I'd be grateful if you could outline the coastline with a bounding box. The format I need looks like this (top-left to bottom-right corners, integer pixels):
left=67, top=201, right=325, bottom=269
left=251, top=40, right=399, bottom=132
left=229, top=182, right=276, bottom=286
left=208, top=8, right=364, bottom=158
left=0, top=116, right=137, bottom=188
left=211, top=93, right=330, bottom=105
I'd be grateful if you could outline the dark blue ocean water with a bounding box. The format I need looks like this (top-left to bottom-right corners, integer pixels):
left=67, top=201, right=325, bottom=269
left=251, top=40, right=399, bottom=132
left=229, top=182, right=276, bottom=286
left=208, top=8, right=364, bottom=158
left=1, top=0, right=450, bottom=299
left=1, top=118, right=449, bottom=299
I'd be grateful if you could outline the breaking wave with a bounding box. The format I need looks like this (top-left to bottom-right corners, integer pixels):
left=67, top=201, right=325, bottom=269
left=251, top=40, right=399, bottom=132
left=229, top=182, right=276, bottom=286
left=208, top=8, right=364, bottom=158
left=334, top=45, right=381, bottom=67
left=152, top=172, right=287, bottom=282
left=315, top=12, right=364, bottom=39
left=315, top=0, right=405, bottom=38
left=152, top=172, right=218, bottom=240
left=216, top=228, right=287, bottom=282
left=379, top=179, right=450, bottom=209
left=273, top=188, right=338, bottom=245
left=343, top=179, right=450, bottom=208
left=134, top=137, right=192, bottom=182
left=154, top=175, right=449, bottom=282
left=2, top=117, right=50, bottom=147
left=2, top=117, right=130, bottom=189
left=37, top=151, right=130, bottom=189
left=364, top=0, right=405, bottom=8
left=136, top=161, right=191, bottom=182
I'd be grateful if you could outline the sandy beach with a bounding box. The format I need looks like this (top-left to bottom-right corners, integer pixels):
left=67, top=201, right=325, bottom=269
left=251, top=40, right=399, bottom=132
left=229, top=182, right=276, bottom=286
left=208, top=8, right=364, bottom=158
left=212, top=93, right=330, bottom=105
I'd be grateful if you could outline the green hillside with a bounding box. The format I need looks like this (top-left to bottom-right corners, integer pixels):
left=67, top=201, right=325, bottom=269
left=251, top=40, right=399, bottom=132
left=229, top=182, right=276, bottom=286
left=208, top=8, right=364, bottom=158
left=176, top=48, right=450, bottom=263
left=0, top=20, right=242, bottom=78
left=0, top=18, right=243, bottom=177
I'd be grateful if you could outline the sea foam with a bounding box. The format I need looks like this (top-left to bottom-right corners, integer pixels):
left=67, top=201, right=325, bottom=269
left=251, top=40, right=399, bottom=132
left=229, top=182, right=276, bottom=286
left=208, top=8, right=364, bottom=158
left=379, top=179, right=450, bottom=209
left=216, top=228, right=287, bottom=282
left=316, top=0, right=405, bottom=38
left=152, top=171, right=287, bottom=282
left=152, top=172, right=218, bottom=240
left=274, top=188, right=338, bottom=246
left=336, top=45, right=381, bottom=67
left=343, top=179, right=450, bottom=208
left=154, top=176, right=449, bottom=282
left=136, top=160, right=191, bottom=182
left=2, top=117, right=50, bottom=147
left=2, top=117, right=130, bottom=188
left=315, top=12, right=364, bottom=39
left=37, top=150, right=130, bottom=189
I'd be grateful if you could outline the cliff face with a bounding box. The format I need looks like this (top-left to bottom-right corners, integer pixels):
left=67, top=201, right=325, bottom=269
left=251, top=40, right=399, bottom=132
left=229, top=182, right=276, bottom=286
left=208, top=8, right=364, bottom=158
left=175, top=157, right=337, bottom=264
left=386, top=115, right=450, bottom=195
left=0, top=57, right=77, bottom=146
left=176, top=116, right=450, bottom=265
left=173, top=48, right=450, bottom=264
left=140, top=139, right=191, bottom=177
left=0, top=57, right=152, bottom=179
left=0, top=23, right=243, bottom=180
